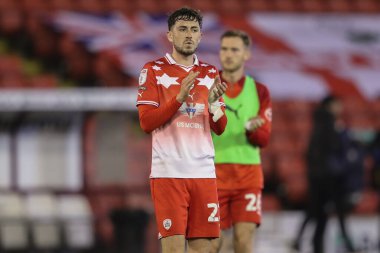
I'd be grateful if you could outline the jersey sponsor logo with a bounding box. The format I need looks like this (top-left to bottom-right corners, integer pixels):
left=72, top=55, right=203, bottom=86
left=179, top=103, right=205, bottom=119
left=264, top=108, right=272, bottom=122
left=163, top=219, right=172, bottom=230
left=176, top=121, right=204, bottom=129
left=139, top=69, right=147, bottom=85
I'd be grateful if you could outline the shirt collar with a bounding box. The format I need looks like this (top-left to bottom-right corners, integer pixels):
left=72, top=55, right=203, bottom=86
left=165, top=53, right=199, bottom=66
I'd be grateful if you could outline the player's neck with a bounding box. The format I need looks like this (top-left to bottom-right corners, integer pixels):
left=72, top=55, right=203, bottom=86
left=171, top=51, right=194, bottom=66
left=222, top=68, right=244, bottom=84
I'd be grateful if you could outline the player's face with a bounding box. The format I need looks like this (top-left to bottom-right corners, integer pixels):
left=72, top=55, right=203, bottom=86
left=167, top=20, right=202, bottom=56
left=220, top=37, right=250, bottom=72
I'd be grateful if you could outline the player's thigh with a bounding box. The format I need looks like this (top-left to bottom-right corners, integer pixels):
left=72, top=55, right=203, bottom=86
left=230, top=188, right=262, bottom=226
left=188, top=238, right=217, bottom=253
left=187, top=179, right=220, bottom=239
left=150, top=179, right=189, bottom=238
left=233, top=222, right=257, bottom=241
left=218, top=228, right=234, bottom=253
left=161, top=235, right=186, bottom=253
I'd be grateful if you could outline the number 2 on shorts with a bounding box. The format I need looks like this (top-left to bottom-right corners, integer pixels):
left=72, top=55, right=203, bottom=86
left=207, top=203, right=220, bottom=222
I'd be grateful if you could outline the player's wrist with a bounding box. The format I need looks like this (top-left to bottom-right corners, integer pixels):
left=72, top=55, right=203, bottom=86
left=209, top=102, right=224, bottom=122
left=176, top=94, right=186, bottom=103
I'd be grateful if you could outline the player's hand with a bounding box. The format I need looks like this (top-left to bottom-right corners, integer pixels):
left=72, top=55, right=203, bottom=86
left=245, top=116, right=265, bottom=132
left=208, top=76, right=227, bottom=103
left=176, top=71, right=199, bottom=103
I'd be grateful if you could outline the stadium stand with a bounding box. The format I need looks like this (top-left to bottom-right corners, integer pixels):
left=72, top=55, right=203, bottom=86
left=0, top=192, right=29, bottom=251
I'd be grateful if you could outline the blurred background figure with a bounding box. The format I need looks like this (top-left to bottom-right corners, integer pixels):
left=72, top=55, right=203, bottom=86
left=292, top=95, right=365, bottom=253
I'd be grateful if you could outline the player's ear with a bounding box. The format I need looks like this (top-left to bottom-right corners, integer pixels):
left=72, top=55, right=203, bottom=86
left=167, top=31, right=173, bottom=43
left=198, top=32, right=202, bottom=43
left=244, top=48, right=251, bottom=61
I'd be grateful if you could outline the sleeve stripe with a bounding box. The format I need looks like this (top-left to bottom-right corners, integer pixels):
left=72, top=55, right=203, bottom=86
left=136, top=101, right=159, bottom=107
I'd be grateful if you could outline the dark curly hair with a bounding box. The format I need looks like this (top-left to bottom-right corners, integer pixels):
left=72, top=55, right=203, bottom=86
left=167, top=7, right=203, bottom=31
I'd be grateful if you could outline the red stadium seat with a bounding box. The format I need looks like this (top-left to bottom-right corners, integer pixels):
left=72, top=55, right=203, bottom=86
left=327, top=0, right=353, bottom=12
left=19, top=0, right=49, bottom=14
left=275, top=154, right=306, bottom=182
left=244, top=0, right=273, bottom=12
left=261, top=149, right=275, bottom=179
left=0, top=74, right=28, bottom=88
left=0, top=6, right=23, bottom=36
left=353, top=0, right=380, bottom=13
left=107, top=0, right=136, bottom=16
left=353, top=189, right=379, bottom=214
left=77, top=0, right=107, bottom=15
left=372, top=100, right=380, bottom=129
left=49, top=0, right=78, bottom=12
left=160, top=0, right=188, bottom=13
left=282, top=176, right=308, bottom=204
left=262, top=194, right=281, bottom=211
left=272, top=0, right=301, bottom=12
left=187, top=0, right=218, bottom=13
left=28, top=74, right=58, bottom=88
left=217, top=0, right=245, bottom=16
left=94, top=51, right=134, bottom=87
left=135, top=0, right=163, bottom=14
left=0, top=55, right=23, bottom=75
left=300, top=0, right=327, bottom=12
left=87, top=193, right=125, bottom=245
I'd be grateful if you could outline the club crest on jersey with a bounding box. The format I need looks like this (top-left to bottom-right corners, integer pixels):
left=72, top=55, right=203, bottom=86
left=139, top=69, right=147, bottom=85
left=179, top=103, right=205, bottom=119
left=163, top=219, right=172, bottom=230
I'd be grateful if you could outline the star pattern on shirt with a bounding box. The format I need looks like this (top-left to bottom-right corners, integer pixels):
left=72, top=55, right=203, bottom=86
left=156, top=73, right=179, bottom=88
left=152, top=65, right=161, bottom=71
left=197, top=75, right=214, bottom=89
left=208, top=68, right=216, bottom=74
left=155, top=61, right=164, bottom=65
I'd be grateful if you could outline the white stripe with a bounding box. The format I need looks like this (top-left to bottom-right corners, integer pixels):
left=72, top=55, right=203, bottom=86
left=136, top=101, right=159, bottom=107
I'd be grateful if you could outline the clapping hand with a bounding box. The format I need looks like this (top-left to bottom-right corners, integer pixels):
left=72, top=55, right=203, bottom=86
left=176, top=71, right=200, bottom=103
left=208, top=76, right=227, bottom=104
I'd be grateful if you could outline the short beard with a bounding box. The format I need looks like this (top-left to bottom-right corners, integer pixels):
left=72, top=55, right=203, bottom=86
left=223, top=63, right=242, bottom=73
left=174, top=44, right=197, bottom=57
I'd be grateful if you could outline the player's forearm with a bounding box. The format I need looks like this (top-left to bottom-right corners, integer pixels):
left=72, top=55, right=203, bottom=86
left=246, top=128, right=270, bottom=147
left=209, top=109, right=227, bottom=135
left=138, top=96, right=182, bottom=133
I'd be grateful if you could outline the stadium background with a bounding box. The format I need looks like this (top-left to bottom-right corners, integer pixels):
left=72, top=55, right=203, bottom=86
left=0, top=0, right=379, bottom=252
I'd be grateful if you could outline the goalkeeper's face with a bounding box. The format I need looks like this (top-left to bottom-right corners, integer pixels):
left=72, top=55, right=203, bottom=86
left=220, top=37, right=250, bottom=73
